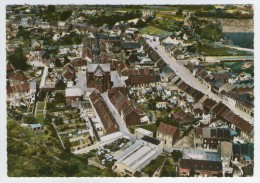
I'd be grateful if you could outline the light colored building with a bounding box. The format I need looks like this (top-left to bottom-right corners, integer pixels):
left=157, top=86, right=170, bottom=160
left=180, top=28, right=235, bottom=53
left=218, top=142, right=233, bottom=168
left=112, top=136, right=163, bottom=176
left=156, top=122, right=180, bottom=147
left=135, top=128, right=153, bottom=140
left=156, top=102, right=167, bottom=109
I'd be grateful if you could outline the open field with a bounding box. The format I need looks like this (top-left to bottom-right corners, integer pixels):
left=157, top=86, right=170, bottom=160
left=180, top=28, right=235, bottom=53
left=140, top=26, right=172, bottom=36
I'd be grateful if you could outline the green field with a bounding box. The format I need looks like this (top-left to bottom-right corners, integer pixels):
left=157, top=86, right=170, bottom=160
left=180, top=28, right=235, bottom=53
left=35, top=113, right=44, bottom=123
left=143, top=155, right=166, bottom=177
left=140, top=26, right=172, bottom=36
left=200, top=46, right=253, bottom=56
left=37, top=101, right=45, bottom=110
left=160, top=157, right=177, bottom=177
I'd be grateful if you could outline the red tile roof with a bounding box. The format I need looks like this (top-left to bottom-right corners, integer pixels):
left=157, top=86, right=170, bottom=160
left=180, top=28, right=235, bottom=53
left=7, top=83, right=30, bottom=94
left=7, top=71, right=29, bottom=81
left=157, top=122, right=179, bottom=136
left=89, top=91, right=119, bottom=134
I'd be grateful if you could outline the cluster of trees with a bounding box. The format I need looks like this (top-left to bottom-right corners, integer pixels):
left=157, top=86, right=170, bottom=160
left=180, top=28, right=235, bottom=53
left=39, top=5, right=72, bottom=21
left=194, top=23, right=222, bottom=41
left=16, top=26, right=30, bottom=39
left=7, top=46, right=29, bottom=71
left=195, top=9, right=253, bottom=19
left=88, top=10, right=142, bottom=27
left=57, top=32, right=83, bottom=45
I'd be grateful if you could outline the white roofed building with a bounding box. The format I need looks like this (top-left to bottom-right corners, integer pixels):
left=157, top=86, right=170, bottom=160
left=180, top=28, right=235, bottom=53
left=65, top=87, right=83, bottom=106
left=112, top=135, right=163, bottom=176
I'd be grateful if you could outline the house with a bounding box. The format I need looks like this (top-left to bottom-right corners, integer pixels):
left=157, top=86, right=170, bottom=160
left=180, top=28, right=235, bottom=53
left=156, top=122, right=180, bottom=147
left=232, top=143, right=254, bottom=164
left=172, top=110, right=194, bottom=125
left=7, top=71, right=29, bottom=85
left=109, top=91, right=149, bottom=126
left=31, top=39, right=41, bottom=50
left=62, top=63, right=76, bottom=83
left=65, top=87, right=83, bottom=106
left=212, top=72, right=232, bottom=83
left=221, top=110, right=253, bottom=142
left=179, top=149, right=222, bottom=177
left=156, top=102, right=167, bottom=109
left=242, top=164, right=253, bottom=177
left=162, top=36, right=183, bottom=46
left=31, top=124, right=43, bottom=131
left=173, top=49, right=184, bottom=60
left=7, top=63, right=15, bottom=73
left=20, top=17, right=29, bottom=27
left=237, top=72, right=252, bottom=81
left=112, top=135, right=163, bottom=176
left=235, top=94, right=254, bottom=118
left=179, top=158, right=222, bottom=177
left=7, top=81, right=37, bottom=107
left=89, top=90, right=119, bottom=135
left=135, top=128, right=153, bottom=140
left=194, top=127, right=232, bottom=149
left=217, top=141, right=233, bottom=172
left=125, top=75, right=160, bottom=88
left=71, top=58, right=87, bottom=72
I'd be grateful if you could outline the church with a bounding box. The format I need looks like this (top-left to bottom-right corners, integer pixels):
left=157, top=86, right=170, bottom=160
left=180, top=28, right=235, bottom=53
left=86, top=31, right=113, bottom=93
left=87, top=63, right=112, bottom=93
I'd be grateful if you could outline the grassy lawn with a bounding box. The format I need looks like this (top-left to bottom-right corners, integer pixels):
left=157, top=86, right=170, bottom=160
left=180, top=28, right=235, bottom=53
left=143, top=155, right=166, bottom=177
left=37, top=101, right=45, bottom=110
left=140, top=25, right=172, bottom=36
left=35, top=113, right=44, bottom=123
left=156, top=13, right=184, bottom=21
left=160, top=157, right=177, bottom=177
left=224, top=62, right=253, bottom=75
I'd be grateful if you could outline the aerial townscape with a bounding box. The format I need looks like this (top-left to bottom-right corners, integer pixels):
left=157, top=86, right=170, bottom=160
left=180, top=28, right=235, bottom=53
left=6, top=5, right=254, bottom=177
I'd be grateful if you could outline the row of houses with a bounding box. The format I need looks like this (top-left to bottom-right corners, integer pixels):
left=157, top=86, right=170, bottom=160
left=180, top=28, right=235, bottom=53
left=171, top=75, right=254, bottom=143
left=108, top=87, right=149, bottom=126
left=185, top=61, right=254, bottom=119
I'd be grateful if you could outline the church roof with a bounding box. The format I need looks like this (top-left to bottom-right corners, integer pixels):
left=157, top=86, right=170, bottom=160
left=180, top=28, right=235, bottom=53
left=88, top=63, right=110, bottom=72
left=94, top=65, right=106, bottom=77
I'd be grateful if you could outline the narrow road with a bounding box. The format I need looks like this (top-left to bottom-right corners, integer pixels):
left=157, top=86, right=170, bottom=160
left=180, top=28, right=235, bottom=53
left=101, top=92, right=135, bottom=140
left=224, top=45, right=254, bottom=53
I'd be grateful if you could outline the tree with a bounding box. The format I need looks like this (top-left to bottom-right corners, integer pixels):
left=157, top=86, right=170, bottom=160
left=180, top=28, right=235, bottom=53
left=46, top=5, right=56, bottom=13
left=176, top=8, right=183, bottom=16
left=8, top=46, right=29, bottom=71
left=135, top=19, right=147, bottom=28
left=60, top=10, right=72, bottom=21
left=55, top=58, right=62, bottom=67
left=23, top=115, right=37, bottom=124
left=16, top=26, right=30, bottom=39
left=189, top=166, right=195, bottom=177
left=171, top=150, right=183, bottom=162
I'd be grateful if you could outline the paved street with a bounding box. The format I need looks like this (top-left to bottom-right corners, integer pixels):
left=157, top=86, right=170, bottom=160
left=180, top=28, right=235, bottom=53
left=146, top=40, right=253, bottom=124
left=111, top=71, right=125, bottom=87
left=101, top=92, right=135, bottom=140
